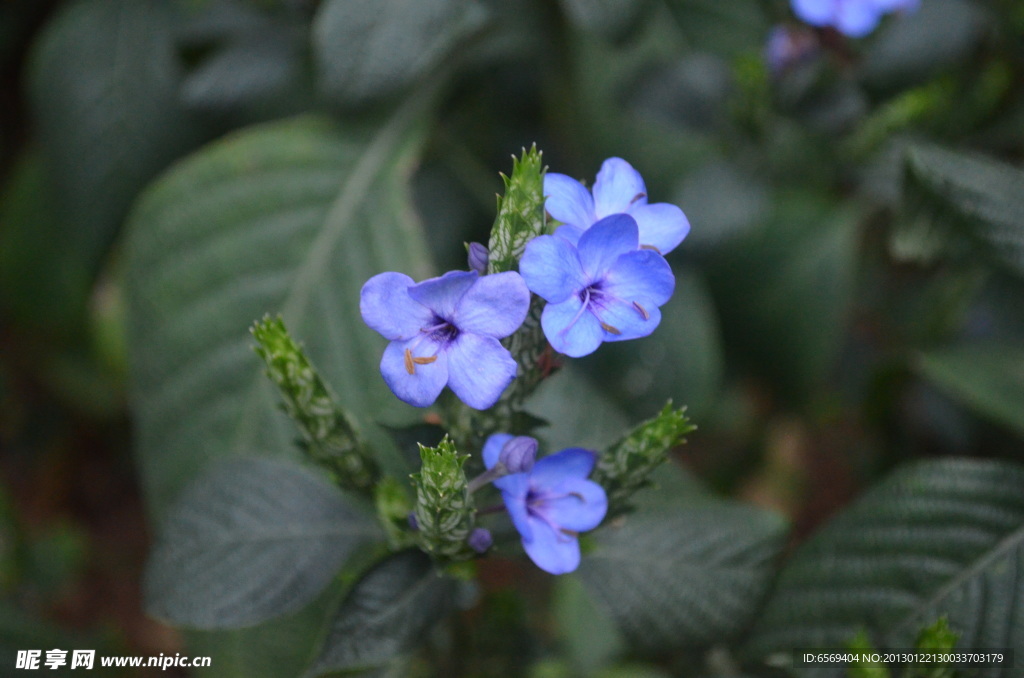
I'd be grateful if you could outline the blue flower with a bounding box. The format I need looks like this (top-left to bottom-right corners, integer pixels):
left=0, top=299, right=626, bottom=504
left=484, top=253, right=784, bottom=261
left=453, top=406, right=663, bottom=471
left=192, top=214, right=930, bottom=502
left=544, top=157, right=690, bottom=254
left=519, top=214, right=674, bottom=358
left=791, top=0, right=918, bottom=37
left=360, top=270, right=530, bottom=409
left=483, top=434, right=608, bottom=575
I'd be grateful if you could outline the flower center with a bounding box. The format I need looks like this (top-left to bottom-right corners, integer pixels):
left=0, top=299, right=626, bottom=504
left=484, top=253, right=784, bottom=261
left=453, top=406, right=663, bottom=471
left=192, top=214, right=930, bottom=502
left=421, top=315, right=460, bottom=344
left=526, top=489, right=586, bottom=541
left=561, top=281, right=652, bottom=337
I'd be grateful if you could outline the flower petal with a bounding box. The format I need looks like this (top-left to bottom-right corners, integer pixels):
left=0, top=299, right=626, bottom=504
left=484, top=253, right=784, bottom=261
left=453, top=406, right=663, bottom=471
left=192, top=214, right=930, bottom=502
left=577, top=214, right=640, bottom=278
left=592, top=157, right=646, bottom=218
left=553, top=224, right=585, bottom=246
left=360, top=272, right=434, bottom=341
left=627, top=202, right=690, bottom=254
left=871, top=0, right=918, bottom=11
left=520, top=235, right=586, bottom=303
left=407, top=270, right=478, bottom=319
left=592, top=296, right=662, bottom=341
left=522, top=517, right=580, bottom=575
left=544, top=173, right=596, bottom=228
left=379, top=338, right=448, bottom=408
left=454, top=271, right=531, bottom=338
left=498, top=473, right=532, bottom=540
left=536, top=478, right=608, bottom=532
left=483, top=432, right=514, bottom=471
left=446, top=334, right=518, bottom=410
left=837, top=1, right=881, bottom=36
left=602, top=249, right=675, bottom=308
left=541, top=296, right=605, bottom=358
left=531, top=448, right=597, bottom=486
left=791, top=0, right=833, bottom=25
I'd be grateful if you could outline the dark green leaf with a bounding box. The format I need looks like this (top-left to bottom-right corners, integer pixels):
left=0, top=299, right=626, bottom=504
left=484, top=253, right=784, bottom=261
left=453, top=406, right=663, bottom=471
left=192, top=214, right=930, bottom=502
left=312, top=0, right=487, bottom=107
left=524, top=363, right=632, bottom=453
left=861, top=0, right=988, bottom=90
left=905, top=143, right=1024, bottom=277
left=558, top=0, right=648, bottom=41
left=27, top=0, right=205, bottom=277
left=743, top=459, right=1024, bottom=678
left=675, top=160, right=767, bottom=252
left=553, top=575, right=625, bottom=675
left=662, top=0, right=768, bottom=57
left=916, top=343, right=1024, bottom=439
left=707, top=195, right=859, bottom=403
left=306, top=550, right=455, bottom=677
left=578, top=467, right=787, bottom=653
left=145, top=457, right=378, bottom=628
left=587, top=269, right=723, bottom=421
left=181, top=34, right=312, bottom=121
left=184, top=584, right=344, bottom=678
left=0, top=150, right=87, bottom=333
left=125, top=111, right=435, bottom=518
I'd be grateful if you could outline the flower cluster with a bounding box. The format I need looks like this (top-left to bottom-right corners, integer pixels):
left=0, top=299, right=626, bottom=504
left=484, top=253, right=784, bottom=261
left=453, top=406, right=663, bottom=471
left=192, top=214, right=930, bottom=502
left=791, top=0, right=919, bottom=38
left=358, top=154, right=687, bottom=573
left=361, top=156, right=688, bottom=409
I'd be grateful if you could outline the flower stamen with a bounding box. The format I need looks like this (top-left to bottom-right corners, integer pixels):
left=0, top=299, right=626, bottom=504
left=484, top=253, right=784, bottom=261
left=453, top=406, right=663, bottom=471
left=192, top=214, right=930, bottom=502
left=640, top=244, right=662, bottom=254
left=633, top=301, right=649, bottom=320
left=600, top=321, right=621, bottom=335
left=404, top=348, right=415, bottom=375
left=561, top=287, right=591, bottom=336
left=629, top=192, right=646, bottom=205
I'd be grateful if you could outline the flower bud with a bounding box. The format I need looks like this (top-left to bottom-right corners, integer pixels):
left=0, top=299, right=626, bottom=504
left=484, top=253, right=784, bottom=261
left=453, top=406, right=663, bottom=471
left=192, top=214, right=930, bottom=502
left=764, top=25, right=817, bottom=76
left=499, top=436, right=537, bottom=474
left=467, top=242, right=489, bottom=275
left=467, top=528, right=493, bottom=554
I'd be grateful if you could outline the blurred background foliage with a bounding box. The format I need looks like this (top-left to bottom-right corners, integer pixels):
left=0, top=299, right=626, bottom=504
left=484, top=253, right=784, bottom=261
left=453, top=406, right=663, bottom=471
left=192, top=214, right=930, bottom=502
left=1, top=0, right=1023, bottom=675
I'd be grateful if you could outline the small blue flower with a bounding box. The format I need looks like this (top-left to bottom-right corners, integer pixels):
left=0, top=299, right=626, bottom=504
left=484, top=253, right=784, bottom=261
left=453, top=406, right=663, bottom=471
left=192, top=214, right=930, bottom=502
left=483, top=434, right=608, bottom=575
left=360, top=269, right=530, bottom=409
left=791, top=0, right=917, bottom=37
left=520, top=214, right=674, bottom=358
left=544, top=157, right=690, bottom=254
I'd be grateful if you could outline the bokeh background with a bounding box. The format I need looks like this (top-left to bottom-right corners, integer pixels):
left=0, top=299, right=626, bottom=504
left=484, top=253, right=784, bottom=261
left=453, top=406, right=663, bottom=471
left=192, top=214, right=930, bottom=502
left=2, top=0, right=1023, bottom=675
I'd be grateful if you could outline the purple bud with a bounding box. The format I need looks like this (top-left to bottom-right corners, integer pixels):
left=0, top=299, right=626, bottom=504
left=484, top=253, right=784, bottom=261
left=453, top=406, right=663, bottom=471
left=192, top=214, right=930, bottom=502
left=407, top=512, right=419, bottom=531
left=467, top=242, right=489, bottom=275
left=764, top=24, right=818, bottom=76
left=499, top=436, right=537, bottom=474
left=467, top=527, right=493, bottom=554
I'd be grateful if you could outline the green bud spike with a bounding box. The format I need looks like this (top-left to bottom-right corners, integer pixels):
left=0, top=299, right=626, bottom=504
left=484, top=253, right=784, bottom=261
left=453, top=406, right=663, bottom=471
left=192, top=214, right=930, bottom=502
left=486, top=144, right=546, bottom=275
left=845, top=630, right=890, bottom=678
left=447, top=147, right=555, bottom=448
left=591, top=401, right=696, bottom=518
left=911, top=617, right=959, bottom=678
left=410, top=436, right=476, bottom=562
left=251, top=314, right=379, bottom=494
